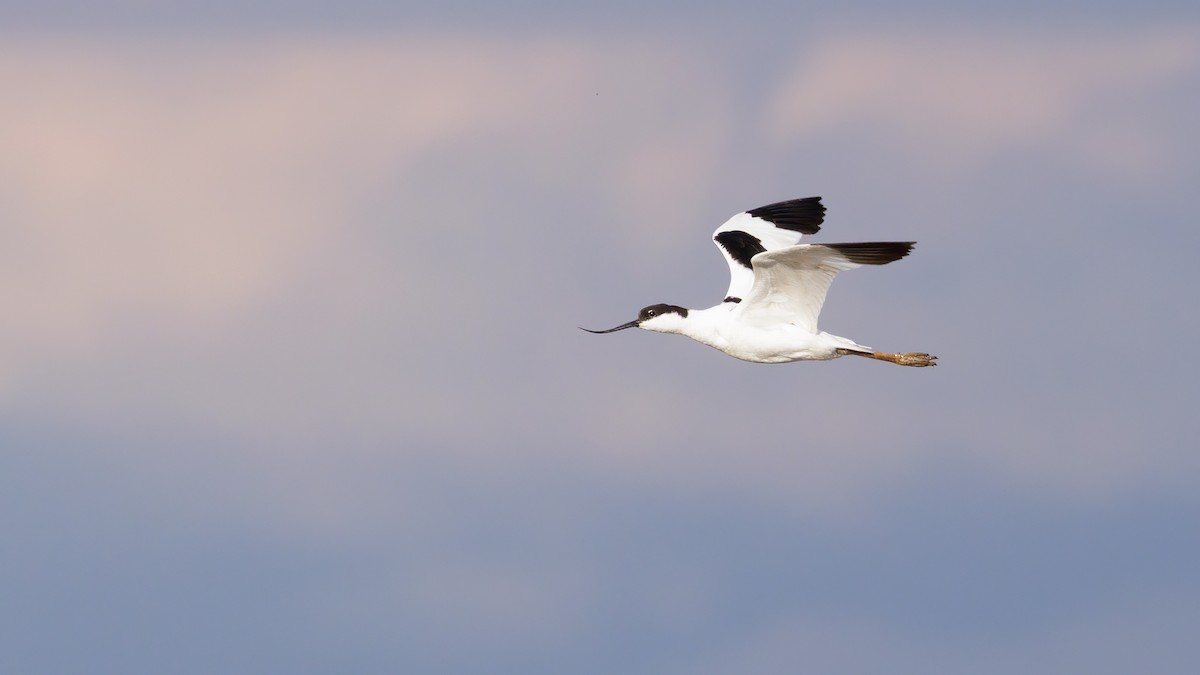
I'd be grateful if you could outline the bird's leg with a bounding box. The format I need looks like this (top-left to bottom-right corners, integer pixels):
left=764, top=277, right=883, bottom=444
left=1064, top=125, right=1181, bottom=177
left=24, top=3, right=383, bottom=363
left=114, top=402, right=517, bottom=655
left=835, top=348, right=938, bottom=367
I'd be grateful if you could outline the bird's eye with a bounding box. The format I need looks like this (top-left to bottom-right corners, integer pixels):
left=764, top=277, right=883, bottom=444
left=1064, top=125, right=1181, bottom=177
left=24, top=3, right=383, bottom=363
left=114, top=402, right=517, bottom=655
left=647, top=309, right=656, bottom=317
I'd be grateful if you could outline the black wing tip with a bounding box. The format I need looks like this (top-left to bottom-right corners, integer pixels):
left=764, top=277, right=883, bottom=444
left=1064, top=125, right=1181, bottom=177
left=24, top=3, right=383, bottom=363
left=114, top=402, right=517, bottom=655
left=746, top=196, right=825, bottom=235
left=825, top=241, right=915, bottom=265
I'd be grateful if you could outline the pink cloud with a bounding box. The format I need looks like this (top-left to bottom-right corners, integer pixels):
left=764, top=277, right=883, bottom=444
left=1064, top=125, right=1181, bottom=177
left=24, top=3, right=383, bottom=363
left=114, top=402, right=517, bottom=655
left=0, top=35, right=728, bottom=385
left=768, top=28, right=1200, bottom=176
left=2, top=30, right=1190, bottom=525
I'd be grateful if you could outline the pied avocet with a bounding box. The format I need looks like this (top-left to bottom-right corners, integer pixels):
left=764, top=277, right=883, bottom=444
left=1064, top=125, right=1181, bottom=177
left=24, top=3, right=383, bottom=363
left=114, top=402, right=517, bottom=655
left=582, top=196, right=936, bottom=367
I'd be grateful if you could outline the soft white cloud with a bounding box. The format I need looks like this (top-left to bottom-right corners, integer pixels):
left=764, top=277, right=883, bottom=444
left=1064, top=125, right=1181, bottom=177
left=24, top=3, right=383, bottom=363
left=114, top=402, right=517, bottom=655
left=0, top=34, right=748, bottom=538
left=2, top=28, right=1195, bottom=531
left=0, top=35, right=731, bottom=390
left=768, top=28, right=1200, bottom=177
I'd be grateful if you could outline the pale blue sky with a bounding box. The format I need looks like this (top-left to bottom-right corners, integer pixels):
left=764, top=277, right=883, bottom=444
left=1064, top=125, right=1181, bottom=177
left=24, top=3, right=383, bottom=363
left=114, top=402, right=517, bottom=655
left=2, top=2, right=1199, bottom=673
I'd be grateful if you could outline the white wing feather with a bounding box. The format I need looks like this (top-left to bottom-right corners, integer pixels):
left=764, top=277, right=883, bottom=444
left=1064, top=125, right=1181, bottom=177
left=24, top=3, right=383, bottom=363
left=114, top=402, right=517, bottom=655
left=711, top=197, right=825, bottom=302
left=735, top=242, right=914, bottom=334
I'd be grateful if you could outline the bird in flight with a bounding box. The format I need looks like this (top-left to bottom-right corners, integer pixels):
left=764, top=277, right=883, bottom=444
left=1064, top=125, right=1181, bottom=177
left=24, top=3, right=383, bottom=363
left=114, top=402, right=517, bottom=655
left=582, top=196, right=936, bottom=366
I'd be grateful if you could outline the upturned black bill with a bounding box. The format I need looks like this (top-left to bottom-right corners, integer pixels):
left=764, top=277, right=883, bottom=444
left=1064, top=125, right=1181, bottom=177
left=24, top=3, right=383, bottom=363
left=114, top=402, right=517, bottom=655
left=579, top=321, right=638, bottom=334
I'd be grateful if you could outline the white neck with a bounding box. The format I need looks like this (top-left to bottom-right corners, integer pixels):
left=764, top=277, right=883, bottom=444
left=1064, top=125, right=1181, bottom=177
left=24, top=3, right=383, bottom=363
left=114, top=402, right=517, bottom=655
left=642, top=305, right=732, bottom=350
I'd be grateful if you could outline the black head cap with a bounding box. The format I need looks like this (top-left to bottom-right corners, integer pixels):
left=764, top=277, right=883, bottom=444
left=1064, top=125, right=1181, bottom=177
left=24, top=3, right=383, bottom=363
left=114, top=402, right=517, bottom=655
left=637, top=303, right=688, bottom=321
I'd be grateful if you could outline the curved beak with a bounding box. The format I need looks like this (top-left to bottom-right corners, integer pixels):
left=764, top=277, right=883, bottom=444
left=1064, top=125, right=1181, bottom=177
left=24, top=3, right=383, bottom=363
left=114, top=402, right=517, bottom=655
left=579, top=320, right=639, bottom=334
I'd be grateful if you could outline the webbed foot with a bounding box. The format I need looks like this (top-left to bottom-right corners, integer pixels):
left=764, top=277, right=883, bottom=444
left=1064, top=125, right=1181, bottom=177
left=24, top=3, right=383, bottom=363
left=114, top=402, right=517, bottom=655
left=895, top=352, right=937, bottom=367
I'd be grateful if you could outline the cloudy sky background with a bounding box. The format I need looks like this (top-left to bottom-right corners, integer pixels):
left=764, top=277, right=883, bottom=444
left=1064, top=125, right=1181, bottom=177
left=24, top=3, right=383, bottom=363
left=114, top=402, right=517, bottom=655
left=3, top=2, right=1199, bottom=673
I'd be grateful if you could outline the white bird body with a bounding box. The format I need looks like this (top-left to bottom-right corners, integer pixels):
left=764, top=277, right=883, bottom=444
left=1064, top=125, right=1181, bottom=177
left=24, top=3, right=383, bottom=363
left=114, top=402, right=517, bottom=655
left=635, top=304, right=868, bottom=364
left=584, top=196, right=936, bottom=367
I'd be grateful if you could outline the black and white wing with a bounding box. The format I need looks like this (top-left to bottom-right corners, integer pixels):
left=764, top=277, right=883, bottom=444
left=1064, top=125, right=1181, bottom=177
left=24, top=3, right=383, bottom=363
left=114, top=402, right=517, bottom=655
left=711, top=197, right=826, bottom=304
left=735, top=242, right=915, bottom=334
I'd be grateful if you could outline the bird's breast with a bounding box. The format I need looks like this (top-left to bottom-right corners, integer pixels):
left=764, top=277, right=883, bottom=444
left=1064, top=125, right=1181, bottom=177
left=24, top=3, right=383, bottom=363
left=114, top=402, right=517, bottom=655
left=719, top=325, right=834, bottom=363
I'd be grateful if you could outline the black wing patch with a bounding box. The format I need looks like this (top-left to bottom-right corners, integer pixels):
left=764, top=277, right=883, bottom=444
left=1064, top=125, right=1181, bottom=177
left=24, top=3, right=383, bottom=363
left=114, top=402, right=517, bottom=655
left=714, top=230, right=766, bottom=269
left=746, top=197, right=825, bottom=235
left=825, top=242, right=915, bottom=265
